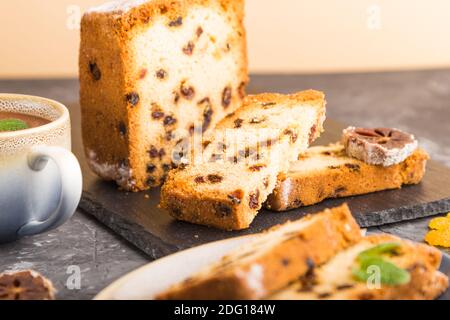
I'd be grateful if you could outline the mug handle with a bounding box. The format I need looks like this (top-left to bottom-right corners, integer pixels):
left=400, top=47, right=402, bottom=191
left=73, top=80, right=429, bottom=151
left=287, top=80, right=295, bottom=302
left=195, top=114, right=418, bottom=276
left=17, top=146, right=82, bottom=237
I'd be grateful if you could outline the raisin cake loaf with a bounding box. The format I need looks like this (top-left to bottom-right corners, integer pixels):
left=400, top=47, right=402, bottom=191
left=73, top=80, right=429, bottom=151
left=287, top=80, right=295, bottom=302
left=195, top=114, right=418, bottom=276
left=270, top=234, right=448, bottom=300
left=80, top=0, right=248, bottom=191
left=160, top=90, right=326, bottom=230
left=266, top=143, right=429, bottom=211
left=156, top=204, right=362, bottom=300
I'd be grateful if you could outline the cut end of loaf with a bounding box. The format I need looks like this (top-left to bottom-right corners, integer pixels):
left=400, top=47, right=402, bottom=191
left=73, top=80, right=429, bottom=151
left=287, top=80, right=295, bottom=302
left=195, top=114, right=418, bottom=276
left=80, top=0, right=248, bottom=191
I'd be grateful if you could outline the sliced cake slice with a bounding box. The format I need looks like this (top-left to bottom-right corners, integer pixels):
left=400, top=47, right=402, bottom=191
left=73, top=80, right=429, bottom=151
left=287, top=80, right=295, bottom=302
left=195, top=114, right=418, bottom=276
left=266, top=143, right=429, bottom=211
left=160, top=90, right=326, bottom=230
left=156, top=204, right=362, bottom=300
left=269, top=234, right=448, bottom=300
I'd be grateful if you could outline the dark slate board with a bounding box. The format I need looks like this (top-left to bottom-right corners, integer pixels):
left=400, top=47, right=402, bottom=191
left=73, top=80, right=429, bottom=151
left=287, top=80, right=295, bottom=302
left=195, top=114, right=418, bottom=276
left=439, top=255, right=450, bottom=300
left=75, top=118, right=450, bottom=259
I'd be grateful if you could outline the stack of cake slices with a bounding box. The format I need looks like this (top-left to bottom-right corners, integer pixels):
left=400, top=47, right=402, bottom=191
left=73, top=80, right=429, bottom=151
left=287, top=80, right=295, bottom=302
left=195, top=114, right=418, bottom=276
left=156, top=204, right=448, bottom=300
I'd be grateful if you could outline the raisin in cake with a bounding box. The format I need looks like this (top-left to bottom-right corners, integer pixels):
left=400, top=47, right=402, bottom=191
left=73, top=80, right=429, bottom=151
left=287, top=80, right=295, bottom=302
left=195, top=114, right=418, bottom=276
left=266, top=143, right=429, bottom=211
left=270, top=234, right=448, bottom=300
left=80, top=0, right=248, bottom=191
left=160, top=90, right=326, bottom=230
left=156, top=204, right=361, bottom=300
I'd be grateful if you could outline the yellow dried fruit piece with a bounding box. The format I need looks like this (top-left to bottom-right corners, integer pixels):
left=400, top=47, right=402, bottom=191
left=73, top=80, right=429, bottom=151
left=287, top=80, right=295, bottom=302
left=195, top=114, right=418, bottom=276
left=424, top=213, right=450, bottom=248
left=429, top=217, right=450, bottom=230
left=425, top=230, right=450, bottom=247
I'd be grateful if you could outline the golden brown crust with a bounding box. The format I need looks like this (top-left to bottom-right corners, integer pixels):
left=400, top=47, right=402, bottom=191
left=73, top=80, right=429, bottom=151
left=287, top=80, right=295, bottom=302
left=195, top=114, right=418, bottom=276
left=156, top=204, right=362, bottom=300
left=266, top=146, right=429, bottom=211
left=159, top=179, right=253, bottom=230
left=240, top=90, right=326, bottom=137
left=80, top=0, right=248, bottom=191
left=80, top=12, right=132, bottom=185
left=244, top=90, right=325, bottom=105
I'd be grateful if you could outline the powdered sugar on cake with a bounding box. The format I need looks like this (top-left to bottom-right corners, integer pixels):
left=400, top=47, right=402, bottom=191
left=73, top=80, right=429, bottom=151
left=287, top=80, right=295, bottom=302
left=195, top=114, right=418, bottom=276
left=87, top=149, right=135, bottom=189
left=87, top=0, right=149, bottom=13
left=236, top=264, right=266, bottom=297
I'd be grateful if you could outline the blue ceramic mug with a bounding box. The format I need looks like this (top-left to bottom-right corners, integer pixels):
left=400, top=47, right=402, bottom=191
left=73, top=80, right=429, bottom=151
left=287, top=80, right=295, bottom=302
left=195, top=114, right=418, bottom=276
left=0, top=94, right=82, bottom=243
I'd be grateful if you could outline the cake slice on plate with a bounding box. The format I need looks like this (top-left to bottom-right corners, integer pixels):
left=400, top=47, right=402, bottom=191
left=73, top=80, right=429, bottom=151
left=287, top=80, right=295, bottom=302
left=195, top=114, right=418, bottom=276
left=160, top=90, right=326, bottom=230
left=80, top=0, right=248, bottom=191
left=156, top=204, right=361, bottom=300
left=269, top=234, right=448, bottom=300
left=266, top=143, right=429, bottom=211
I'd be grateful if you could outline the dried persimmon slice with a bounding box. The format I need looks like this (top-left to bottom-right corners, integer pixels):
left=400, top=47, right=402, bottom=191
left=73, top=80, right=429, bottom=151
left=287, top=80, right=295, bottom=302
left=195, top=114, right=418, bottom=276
left=0, top=270, right=55, bottom=300
left=342, top=126, right=418, bottom=166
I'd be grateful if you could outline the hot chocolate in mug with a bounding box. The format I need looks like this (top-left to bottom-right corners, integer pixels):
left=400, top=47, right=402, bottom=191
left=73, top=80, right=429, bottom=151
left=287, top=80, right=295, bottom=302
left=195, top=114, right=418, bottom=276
left=0, top=94, right=82, bottom=243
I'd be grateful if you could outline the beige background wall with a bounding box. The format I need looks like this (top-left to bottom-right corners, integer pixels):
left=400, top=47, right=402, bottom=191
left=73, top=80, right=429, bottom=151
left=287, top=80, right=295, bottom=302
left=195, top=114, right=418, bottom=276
left=1, top=0, right=450, bottom=78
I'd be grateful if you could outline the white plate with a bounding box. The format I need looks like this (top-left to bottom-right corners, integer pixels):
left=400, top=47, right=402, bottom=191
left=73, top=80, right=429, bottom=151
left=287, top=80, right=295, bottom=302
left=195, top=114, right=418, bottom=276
left=95, top=235, right=257, bottom=300
left=95, top=232, right=450, bottom=300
